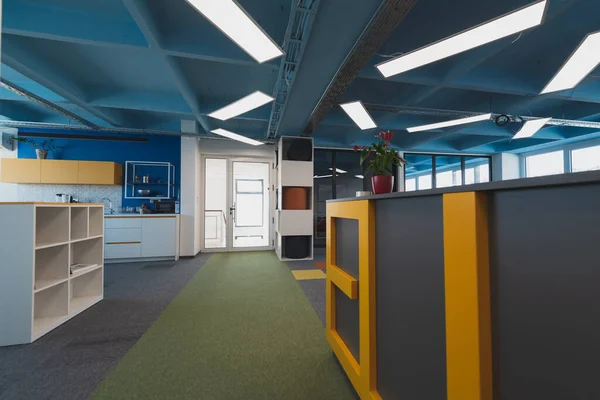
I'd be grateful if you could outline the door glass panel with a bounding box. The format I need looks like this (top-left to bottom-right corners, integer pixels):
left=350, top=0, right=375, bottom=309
left=232, top=161, right=270, bottom=248
left=204, top=158, right=227, bottom=249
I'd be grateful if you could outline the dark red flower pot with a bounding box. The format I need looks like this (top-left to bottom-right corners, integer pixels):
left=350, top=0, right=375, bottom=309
left=372, top=175, right=394, bottom=194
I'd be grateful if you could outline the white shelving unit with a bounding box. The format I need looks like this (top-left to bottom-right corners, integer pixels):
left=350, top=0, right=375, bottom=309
left=275, top=136, right=314, bottom=261
left=0, top=203, right=104, bottom=346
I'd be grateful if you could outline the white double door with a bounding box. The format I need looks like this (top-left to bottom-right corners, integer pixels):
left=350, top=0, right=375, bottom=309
left=202, top=156, right=273, bottom=252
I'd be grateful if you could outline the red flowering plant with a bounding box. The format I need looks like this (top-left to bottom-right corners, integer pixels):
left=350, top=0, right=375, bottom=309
left=353, top=131, right=406, bottom=176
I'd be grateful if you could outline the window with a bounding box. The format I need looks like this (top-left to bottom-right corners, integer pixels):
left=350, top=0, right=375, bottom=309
left=465, top=157, right=490, bottom=185
left=418, top=174, right=432, bottom=190
left=525, top=151, right=564, bottom=178
left=405, top=154, right=434, bottom=191
left=435, top=156, right=461, bottom=188
left=571, top=145, right=600, bottom=172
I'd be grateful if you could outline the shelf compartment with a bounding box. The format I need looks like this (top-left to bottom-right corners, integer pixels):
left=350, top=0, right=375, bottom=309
left=33, top=281, right=68, bottom=338
left=277, top=210, right=313, bottom=236
left=281, top=235, right=313, bottom=260
left=71, top=236, right=103, bottom=268
left=70, top=268, right=103, bottom=315
left=35, top=243, right=69, bottom=292
left=70, top=263, right=102, bottom=278
left=35, top=206, right=69, bottom=248
left=71, top=207, right=88, bottom=241
left=88, top=207, right=104, bottom=237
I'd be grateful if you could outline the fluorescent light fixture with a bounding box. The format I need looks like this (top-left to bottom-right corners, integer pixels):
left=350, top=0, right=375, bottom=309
left=210, top=128, right=264, bottom=146
left=340, top=101, right=377, bottom=130
left=329, top=168, right=347, bottom=174
left=314, top=174, right=333, bottom=179
left=208, top=91, right=274, bottom=121
left=407, top=113, right=492, bottom=133
left=186, top=0, right=284, bottom=63
left=376, top=0, right=548, bottom=77
left=355, top=175, right=364, bottom=179
left=541, top=31, right=600, bottom=94
left=513, top=117, right=552, bottom=139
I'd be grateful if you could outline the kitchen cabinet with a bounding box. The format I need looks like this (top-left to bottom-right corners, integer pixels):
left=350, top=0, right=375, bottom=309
left=0, top=159, right=122, bottom=185
left=141, top=217, right=177, bottom=257
left=0, top=158, right=41, bottom=183
left=104, top=215, right=179, bottom=262
left=40, top=160, right=79, bottom=184
left=78, top=161, right=122, bottom=185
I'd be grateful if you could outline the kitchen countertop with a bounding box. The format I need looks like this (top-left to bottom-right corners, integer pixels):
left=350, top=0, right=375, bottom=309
left=104, top=213, right=180, bottom=217
left=328, top=169, right=600, bottom=203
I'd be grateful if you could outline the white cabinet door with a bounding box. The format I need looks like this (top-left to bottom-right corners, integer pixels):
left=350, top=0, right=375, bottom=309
left=141, top=217, right=177, bottom=257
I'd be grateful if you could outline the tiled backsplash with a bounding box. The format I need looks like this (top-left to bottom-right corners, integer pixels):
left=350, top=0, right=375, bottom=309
left=15, top=184, right=122, bottom=208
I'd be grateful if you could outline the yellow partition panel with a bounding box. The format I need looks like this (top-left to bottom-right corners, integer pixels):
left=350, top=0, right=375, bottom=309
left=78, top=161, right=122, bottom=185
left=40, top=160, right=79, bottom=184
left=443, top=192, right=492, bottom=400
left=326, top=200, right=378, bottom=400
left=0, top=158, right=41, bottom=183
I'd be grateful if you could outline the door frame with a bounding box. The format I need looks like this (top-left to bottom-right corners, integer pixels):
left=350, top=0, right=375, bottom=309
left=200, top=154, right=275, bottom=253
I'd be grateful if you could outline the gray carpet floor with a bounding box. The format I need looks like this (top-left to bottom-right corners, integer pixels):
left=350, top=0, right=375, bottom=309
left=0, top=255, right=211, bottom=400
left=286, top=247, right=327, bottom=325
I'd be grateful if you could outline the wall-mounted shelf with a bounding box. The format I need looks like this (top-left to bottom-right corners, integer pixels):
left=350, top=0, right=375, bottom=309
left=0, top=203, right=104, bottom=346
left=124, top=161, right=176, bottom=200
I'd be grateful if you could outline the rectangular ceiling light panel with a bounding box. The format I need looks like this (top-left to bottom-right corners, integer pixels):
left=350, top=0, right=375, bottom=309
left=541, top=31, right=600, bottom=94
left=513, top=117, right=552, bottom=139
left=407, top=113, right=492, bottom=133
left=209, top=91, right=274, bottom=121
left=186, top=0, right=284, bottom=63
left=329, top=168, right=347, bottom=173
left=340, top=101, right=377, bottom=130
left=210, top=128, right=264, bottom=146
left=376, top=0, right=548, bottom=77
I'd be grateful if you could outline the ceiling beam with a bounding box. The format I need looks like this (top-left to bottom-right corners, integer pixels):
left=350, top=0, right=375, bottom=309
left=1, top=54, right=124, bottom=127
left=0, top=78, right=99, bottom=128
left=2, top=28, right=276, bottom=69
left=302, top=0, right=422, bottom=136
left=122, top=0, right=211, bottom=134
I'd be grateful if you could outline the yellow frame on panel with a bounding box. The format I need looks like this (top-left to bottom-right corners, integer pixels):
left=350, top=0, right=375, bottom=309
left=326, top=200, right=379, bottom=400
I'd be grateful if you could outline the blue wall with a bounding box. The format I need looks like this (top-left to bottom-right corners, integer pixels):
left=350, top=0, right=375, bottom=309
left=17, top=128, right=181, bottom=209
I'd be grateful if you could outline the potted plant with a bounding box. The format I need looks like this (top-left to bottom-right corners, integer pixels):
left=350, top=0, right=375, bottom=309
left=10, top=137, right=62, bottom=159
left=354, top=131, right=406, bottom=194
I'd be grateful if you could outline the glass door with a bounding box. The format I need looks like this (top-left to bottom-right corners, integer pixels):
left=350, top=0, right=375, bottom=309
left=203, top=157, right=272, bottom=252
left=231, top=160, right=271, bottom=249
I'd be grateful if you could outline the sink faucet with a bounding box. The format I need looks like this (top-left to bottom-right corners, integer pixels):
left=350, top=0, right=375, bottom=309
left=100, top=198, right=114, bottom=214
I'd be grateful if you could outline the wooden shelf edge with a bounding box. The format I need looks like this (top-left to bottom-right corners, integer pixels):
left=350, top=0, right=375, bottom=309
left=34, top=278, right=68, bottom=293
left=35, top=240, right=70, bottom=250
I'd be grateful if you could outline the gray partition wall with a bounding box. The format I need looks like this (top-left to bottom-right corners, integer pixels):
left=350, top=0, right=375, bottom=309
left=375, top=196, right=447, bottom=399
left=489, top=183, right=600, bottom=399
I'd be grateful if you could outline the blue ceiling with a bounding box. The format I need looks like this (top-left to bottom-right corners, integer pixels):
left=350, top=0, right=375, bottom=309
left=1, top=0, right=600, bottom=154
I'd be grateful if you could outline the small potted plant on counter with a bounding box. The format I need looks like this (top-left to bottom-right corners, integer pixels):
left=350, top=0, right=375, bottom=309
left=354, top=131, right=406, bottom=195
left=10, top=137, right=62, bottom=159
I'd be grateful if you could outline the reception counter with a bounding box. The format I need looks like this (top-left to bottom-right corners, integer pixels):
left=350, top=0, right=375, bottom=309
left=325, top=170, right=600, bottom=400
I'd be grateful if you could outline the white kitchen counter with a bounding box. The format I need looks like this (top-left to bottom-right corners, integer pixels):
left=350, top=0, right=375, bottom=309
left=103, top=214, right=180, bottom=263
left=104, top=213, right=179, bottom=217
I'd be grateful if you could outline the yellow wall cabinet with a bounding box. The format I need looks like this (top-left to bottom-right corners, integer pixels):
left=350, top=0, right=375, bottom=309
left=40, top=160, right=79, bottom=184
left=0, top=159, right=41, bottom=183
left=78, top=161, right=122, bottom=185
left=0, top=159, right=122, bottom=185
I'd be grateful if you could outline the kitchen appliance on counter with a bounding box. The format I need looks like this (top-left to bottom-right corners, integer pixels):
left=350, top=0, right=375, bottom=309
left=155, top=200, right=176, bottom=214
